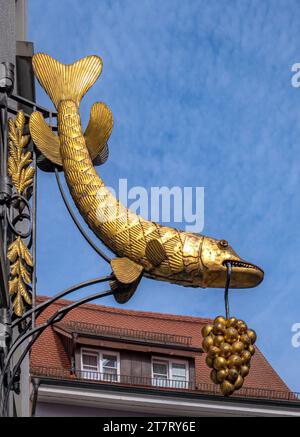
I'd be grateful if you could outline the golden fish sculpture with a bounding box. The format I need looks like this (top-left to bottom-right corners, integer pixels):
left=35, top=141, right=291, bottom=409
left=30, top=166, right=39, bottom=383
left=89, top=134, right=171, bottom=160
left=29, top=53, right=264, bottom=303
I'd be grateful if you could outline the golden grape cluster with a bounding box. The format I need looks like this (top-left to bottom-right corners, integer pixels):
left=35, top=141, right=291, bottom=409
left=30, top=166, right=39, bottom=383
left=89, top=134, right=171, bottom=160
left=202, top=316, right=257, bottom=396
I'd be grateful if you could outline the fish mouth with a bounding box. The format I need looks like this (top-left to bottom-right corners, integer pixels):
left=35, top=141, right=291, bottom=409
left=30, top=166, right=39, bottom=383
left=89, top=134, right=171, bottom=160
left=222, top=259, right=264, bottom=288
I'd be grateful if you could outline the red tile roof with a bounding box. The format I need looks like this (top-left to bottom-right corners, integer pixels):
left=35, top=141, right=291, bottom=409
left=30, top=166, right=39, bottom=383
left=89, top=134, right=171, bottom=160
left=31, top=296, right=290, bottom=393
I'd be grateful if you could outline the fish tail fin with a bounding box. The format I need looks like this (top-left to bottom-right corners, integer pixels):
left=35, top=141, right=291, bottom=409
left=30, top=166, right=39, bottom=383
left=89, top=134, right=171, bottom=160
left=32, top=53, right=103, bottom=109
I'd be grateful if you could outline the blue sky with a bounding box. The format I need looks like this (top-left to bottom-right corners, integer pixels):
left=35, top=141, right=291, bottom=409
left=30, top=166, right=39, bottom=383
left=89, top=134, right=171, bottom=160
left=29, top=0, right=300, bottom=392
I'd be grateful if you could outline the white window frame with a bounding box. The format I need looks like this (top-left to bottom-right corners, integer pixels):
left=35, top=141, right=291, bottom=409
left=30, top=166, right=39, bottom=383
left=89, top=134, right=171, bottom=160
left=101, top=350, right=121, bottom=382
left=80, top=348, right=120, bottom=382
left=151, top=356, right=189, bottom=388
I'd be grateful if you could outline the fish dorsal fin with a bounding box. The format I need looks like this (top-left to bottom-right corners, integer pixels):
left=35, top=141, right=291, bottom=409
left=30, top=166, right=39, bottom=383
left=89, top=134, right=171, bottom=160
left=84, top=102, right=113, bottom=164
left=111, top=257, right=143, bottom=284
left=29, top=111, right=62, bottom=166
left=32, top=53, right=103, bottom=109
left=145, top=239, right=167, bottom=266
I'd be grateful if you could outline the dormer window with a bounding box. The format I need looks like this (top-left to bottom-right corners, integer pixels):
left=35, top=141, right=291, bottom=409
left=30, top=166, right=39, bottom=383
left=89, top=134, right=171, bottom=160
left=81, top=349, right=120, bottom=382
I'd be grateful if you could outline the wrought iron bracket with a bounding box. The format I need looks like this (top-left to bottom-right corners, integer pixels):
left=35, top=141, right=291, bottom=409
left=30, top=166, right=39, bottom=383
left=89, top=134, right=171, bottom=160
left=10, top=369, right=20, bottom=395
left=224, top=261, right=232, bottom=319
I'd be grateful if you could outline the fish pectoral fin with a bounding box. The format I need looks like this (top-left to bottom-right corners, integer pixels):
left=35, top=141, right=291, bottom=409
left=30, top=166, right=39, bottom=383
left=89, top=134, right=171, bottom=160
left=29, top=112, right=62, bottom=166
left=145, top=239, right=167, bottom=266
left=110, top=257, right=143, bottom=304
left=111, top=257, right=143, bottom=284
left=84, top=102, right=113, bottom=165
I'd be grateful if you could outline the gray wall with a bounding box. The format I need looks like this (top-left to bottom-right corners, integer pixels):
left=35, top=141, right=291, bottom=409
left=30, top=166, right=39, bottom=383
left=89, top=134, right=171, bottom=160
left=15, top=0, right=27, bottom=41
left=0, top=0, right=16, bottom=64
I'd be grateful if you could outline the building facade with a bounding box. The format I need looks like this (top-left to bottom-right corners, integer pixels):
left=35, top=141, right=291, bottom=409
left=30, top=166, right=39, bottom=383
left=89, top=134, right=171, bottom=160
left=30, top=298, right=300, bottom=417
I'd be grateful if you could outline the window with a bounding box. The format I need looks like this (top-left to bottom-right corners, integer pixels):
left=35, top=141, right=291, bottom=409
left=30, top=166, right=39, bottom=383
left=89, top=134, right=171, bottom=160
left=171, top=363, right=188, bottom=389
left=152, top=358, right=189, bottom=389
left=82, top=352, right=99, bottom=380
left=102, top=354, right=118, bottom=382
left=153, top=361, right=169, bottom=387
left=81, top=349, right=120, bottom=382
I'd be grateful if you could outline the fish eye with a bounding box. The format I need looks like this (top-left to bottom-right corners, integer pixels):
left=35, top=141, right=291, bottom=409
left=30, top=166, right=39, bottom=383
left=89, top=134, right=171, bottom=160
left=219, top=239, right=228, bottom=248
